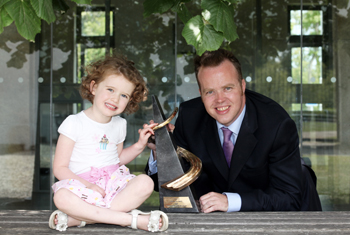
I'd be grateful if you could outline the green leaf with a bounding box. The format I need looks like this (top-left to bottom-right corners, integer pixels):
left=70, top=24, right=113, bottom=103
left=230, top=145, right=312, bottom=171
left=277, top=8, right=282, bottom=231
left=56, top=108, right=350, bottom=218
left=4, top=0, right=41, bottom=42
left=143, top=0, right=175, bottom=17
left=172, top=1, right=192, bottom=23
left=201, top=0, right=238, bottom=42
left=0, top=0, right=11, bottom=8
left=223, top=0, right=240, bottom=4
left=30, top=0, right=56, bottom=24
left=0, top=6, right=13, bottom=34
left=71, top=0, right=92, bottom=4
left=52, top=0, right=69, bottom=14
left=182, top=15, right=223, bottom=55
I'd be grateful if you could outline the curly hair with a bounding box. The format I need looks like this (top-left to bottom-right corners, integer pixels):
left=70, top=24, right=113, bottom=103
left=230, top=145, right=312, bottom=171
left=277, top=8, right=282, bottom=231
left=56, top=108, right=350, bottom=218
left=80, top=54, right=148, bottom=114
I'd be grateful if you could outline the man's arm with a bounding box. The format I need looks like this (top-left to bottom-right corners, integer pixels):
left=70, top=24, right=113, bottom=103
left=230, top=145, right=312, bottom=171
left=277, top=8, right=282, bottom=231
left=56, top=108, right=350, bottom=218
left=240, top=118, right=303, bottom=211
left=145, top=152, right=160, bottom=192
left=147, top=151, right=158, bottom=175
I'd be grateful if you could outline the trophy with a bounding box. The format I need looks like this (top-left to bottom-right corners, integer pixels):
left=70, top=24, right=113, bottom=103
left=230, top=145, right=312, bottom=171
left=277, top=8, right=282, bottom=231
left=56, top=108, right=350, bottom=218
left=151, top=95, right=201, bottom=213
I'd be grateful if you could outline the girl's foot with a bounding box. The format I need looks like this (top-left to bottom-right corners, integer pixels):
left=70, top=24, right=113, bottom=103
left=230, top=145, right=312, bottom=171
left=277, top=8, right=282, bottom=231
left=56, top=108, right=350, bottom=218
left=129, top=209, right=169, bottom=232
left=48, top=210, right=85, bottom=232
left=136, top=213, right=163, bottom=231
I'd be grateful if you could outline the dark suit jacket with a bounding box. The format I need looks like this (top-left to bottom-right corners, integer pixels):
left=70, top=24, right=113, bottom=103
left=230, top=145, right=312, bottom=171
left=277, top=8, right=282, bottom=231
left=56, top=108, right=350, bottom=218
left=147, top=89, right=322, bottom=211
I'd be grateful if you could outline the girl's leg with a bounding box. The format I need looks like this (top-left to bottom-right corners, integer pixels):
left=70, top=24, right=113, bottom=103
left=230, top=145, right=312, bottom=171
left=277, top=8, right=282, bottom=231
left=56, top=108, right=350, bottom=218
left=54, top=188, right=144, bottom=229
left=109, top=174, right=154, bottom=212
left=109, top=174, right=155, bottom=229
left=53, top=174, right=155, bottom=231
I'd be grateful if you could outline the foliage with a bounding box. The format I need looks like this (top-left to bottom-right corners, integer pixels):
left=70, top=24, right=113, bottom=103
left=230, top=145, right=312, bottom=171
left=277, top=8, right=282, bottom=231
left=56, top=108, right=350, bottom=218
left=0, top=0, right=91, bottom=42
left=1, top=0, right=239, bottom=54
left=143, top=0, right=239, bottom=55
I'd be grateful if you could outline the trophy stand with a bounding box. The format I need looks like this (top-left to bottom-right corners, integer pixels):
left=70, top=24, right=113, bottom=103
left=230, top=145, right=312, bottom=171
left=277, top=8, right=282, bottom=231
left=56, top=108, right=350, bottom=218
left=152, top=95, right=199, bottom=213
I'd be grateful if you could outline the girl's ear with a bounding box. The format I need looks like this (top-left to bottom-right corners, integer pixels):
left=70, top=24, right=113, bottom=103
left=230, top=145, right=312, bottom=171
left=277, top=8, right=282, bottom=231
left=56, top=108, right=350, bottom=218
left=90, top=80, right=96, bottom=95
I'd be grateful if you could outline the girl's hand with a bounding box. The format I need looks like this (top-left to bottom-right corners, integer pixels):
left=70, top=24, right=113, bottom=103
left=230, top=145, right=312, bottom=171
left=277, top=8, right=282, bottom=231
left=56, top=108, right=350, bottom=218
left=86, top=183, right=106, bottom=198
left=118, top=122, right=159, bottom=166
left=137, top=123, right=158, bottom=149
left=146, top=120, right=157, bottom=151
left=146, top=120, right=175, bottom=161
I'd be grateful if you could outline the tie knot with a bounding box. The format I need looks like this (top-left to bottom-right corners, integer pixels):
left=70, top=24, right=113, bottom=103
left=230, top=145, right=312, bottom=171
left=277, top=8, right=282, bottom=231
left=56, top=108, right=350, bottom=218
left=221, top=127, right=233, bottom=140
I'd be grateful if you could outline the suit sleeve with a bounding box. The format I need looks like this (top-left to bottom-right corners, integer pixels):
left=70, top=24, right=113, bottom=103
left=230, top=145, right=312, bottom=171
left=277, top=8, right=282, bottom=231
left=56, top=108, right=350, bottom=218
left=144, top=155, right=160, bottom=191
left=173, top=104, right=190, bottom=150
left=240, top=118, right=303, bottom=211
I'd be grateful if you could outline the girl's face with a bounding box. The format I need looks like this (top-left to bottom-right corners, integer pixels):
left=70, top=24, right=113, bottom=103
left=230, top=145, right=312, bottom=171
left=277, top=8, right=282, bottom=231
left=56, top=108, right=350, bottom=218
left=90, top=73, right=135, bottom=123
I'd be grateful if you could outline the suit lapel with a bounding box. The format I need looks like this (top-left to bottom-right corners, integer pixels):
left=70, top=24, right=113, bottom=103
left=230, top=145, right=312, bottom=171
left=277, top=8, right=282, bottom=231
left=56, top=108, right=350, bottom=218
left=228, top=98, right=258, bottom=189
left=200, top=114, right=230, bottom=181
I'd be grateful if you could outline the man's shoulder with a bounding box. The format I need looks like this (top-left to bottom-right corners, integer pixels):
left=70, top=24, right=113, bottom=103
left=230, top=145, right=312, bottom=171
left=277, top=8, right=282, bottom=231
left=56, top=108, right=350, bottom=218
left=179, top=96, right=205, bottom=111
left=181, top=96, right=202, bottom=106
left=245, top=89, right=290, bottom=118
left=177, top=97, right=208, bottom=122
left=245, top=89, right=276, bottom=104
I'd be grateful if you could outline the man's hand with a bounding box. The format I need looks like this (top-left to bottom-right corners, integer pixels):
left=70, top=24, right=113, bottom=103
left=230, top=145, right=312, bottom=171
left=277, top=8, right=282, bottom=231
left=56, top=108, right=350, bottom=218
left=199, top=192, right=229, bottom=213
left=167, top=123, right=175, bottom=132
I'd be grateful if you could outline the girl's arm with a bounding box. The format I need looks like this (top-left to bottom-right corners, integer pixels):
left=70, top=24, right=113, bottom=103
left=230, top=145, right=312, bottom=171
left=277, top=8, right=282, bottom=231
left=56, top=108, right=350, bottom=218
left=53, top=134, right=80, bottom=181
left=118, top=123, right=157, bottom=165
left=53, top=134, right=106, bottom=197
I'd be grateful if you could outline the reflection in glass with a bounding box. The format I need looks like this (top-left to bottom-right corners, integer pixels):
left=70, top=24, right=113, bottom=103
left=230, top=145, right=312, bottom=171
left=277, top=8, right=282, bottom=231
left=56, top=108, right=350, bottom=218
left=77, top=46, right=108, bottom=82
left=290, top=10, right=323, bottom=35
left=292, top=47, right=322, bottom=84
left=82, top=11, right=113, bottom=36
left=292, top=103, right=323, bottom=112
left=84, top=48, right=106, bottom=66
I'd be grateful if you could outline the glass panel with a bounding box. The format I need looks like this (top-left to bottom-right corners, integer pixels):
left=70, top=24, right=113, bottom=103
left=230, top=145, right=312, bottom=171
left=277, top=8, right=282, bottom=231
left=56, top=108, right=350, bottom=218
left=221, top=1, right=343, bottom=211
left=0, top=24, right=39, bottom=208
left=0, top=0, right=349, bottom=213
left=82, top=11, right=113, bottom=36
left=291, top=10, right=323, bottom=35
left=112, top=1, right=176, bottom=209
left=291, top=47, right=322, bottom=84
left=176, top=1, right=204, bottom=102
left=174, top=1, right=346, bottom=211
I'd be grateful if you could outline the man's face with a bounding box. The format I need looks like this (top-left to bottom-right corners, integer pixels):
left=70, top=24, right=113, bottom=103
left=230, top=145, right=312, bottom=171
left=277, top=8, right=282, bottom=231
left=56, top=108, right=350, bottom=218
left=198, top=59, right=246, bottom=126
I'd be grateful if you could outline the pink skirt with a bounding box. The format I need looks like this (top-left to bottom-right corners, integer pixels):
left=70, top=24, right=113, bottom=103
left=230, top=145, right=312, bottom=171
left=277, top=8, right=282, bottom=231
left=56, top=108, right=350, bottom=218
left=52, top=164, right=135, bottom=208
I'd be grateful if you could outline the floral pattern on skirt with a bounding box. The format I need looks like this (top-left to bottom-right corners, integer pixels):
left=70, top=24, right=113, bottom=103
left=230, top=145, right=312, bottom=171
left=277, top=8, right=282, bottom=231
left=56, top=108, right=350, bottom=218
left=52, top=164, right=135, bottom=208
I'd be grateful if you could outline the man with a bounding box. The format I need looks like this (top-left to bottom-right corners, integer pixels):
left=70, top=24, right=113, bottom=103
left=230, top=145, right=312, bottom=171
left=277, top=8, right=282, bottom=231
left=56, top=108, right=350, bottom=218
left=146, top=49, right=321, bottom=212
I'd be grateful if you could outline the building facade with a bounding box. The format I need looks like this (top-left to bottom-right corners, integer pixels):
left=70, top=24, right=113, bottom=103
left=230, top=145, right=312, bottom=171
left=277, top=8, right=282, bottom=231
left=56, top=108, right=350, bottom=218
left=0, top=0, right=349, bottom=210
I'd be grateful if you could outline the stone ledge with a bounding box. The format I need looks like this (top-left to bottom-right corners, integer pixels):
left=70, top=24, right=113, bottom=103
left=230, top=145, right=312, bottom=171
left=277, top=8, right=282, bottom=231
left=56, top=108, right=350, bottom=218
left=1, top=210, right=350, bottom=234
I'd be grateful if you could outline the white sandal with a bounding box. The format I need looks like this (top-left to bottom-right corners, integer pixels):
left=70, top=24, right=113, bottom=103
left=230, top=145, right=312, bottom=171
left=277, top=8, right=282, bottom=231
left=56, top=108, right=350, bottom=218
left=48, top=210, right=86, bottom=232
left=129, top=209, right=169, bottom=232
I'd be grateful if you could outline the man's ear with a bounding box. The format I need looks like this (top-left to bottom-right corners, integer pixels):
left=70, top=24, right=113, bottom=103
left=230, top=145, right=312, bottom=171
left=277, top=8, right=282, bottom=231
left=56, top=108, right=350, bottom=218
left=242, top=79, right=246, bottom=93
left=90, top=80, right=96, bottom=95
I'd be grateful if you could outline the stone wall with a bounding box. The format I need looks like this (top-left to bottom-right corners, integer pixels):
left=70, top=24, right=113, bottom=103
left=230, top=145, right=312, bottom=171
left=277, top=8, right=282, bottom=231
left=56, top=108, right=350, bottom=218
left=0, top=152, right=35, bottom=198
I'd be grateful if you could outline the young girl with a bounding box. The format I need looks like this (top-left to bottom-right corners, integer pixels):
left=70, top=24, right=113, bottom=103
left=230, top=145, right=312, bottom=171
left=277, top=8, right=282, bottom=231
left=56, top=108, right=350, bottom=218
left=48, top=54, right=168, bottom=232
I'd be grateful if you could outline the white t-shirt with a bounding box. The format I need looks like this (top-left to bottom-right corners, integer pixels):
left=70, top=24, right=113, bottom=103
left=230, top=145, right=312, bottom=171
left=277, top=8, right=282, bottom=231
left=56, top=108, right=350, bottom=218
left=58, top=111, right=126, bottom=175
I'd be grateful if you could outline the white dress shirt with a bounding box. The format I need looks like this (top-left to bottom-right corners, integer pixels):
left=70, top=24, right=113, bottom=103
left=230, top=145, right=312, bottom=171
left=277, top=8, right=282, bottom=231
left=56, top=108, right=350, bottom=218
left=217, top=105, right=246, bottom=212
